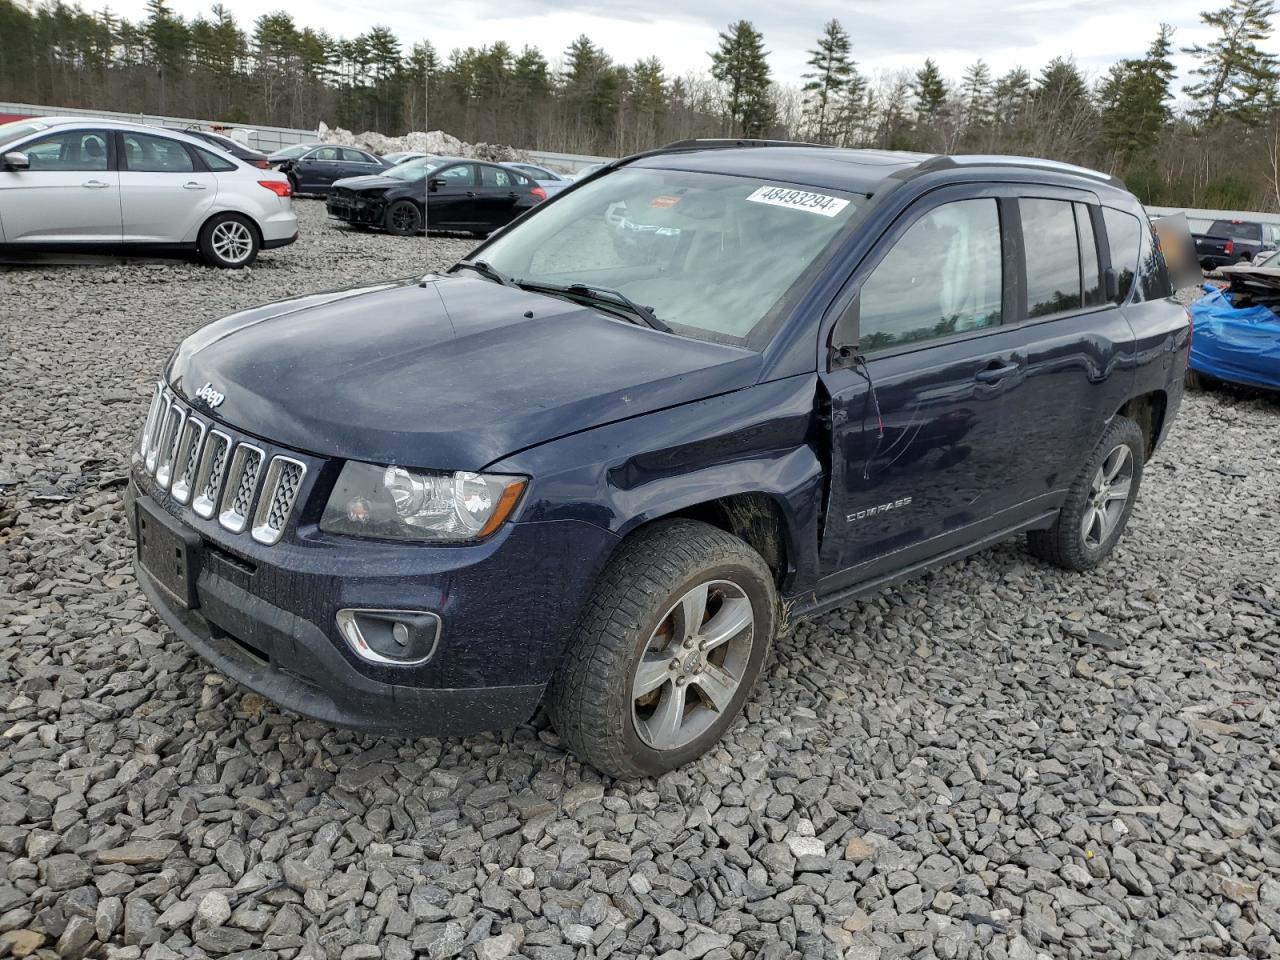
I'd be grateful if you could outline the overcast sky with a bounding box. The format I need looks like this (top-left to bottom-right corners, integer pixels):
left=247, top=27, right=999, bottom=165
left=95, top=0, right=1280, bottom=91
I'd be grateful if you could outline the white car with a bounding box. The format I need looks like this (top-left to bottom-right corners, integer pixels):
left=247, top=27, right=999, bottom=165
left=0, top=116, right=298, bottom=268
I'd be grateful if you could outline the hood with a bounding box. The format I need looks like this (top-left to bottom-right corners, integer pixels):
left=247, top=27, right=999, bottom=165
left=333, top=174, right=406, bottom=192
left=168, top=276, right=761, bottom=470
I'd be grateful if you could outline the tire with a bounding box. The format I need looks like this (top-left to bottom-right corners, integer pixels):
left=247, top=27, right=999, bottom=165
left=1185, top=369, right=1207, bottom=391
left=286, top=173, right=299, bottom=196
left=198, top=213, right=259, bottom=269
left=1027, top=415, right=1145, bottom=571
left=547, top=518, right=777, bottom=778
left=384, top=200, right=423, bottom=236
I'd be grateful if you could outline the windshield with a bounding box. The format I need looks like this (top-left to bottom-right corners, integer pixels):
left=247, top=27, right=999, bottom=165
left=477, top=166, right=860, bottom=344
left=384, top=157, right=442, bottom=181
left=0, top=119, right=51, bottom=151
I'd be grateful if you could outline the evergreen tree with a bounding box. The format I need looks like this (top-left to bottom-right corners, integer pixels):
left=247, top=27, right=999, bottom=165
left=710, top=20, right=774, bottom=136
left=801, top=19, right=853, bottom=142
left=992, top=66, right=1031, bottom=123
left=961, top=60, right=993, bottom=126
left=912, top=58, right=948, bottom=123
left=1184, top=0, right=1279, bottom=125
left=1099, top=24, right=1176, bottom=160
left=1036, top=56, right=1090, bottom=108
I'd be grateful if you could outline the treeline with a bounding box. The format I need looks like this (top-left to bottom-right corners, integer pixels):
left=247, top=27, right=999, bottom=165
left=3, top=0, right=1280, bottom=209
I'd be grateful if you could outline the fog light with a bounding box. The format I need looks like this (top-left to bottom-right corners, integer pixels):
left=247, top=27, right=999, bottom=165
left=336, top=609, right=441, bottom=666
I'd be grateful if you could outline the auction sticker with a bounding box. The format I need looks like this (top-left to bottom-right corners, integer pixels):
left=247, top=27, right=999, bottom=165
left=746, top=185, right=849, bottom=217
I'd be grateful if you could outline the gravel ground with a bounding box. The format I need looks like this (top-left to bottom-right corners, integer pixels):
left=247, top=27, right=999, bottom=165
left=1, top=201, right=1278, bottom=960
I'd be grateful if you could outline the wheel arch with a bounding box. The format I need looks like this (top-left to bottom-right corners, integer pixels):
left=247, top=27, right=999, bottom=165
left=198, top=208, right=263, bottom=249
left=1114, top=389, right=1168, bottom=460
left=615, top=490, right=797, bottom=589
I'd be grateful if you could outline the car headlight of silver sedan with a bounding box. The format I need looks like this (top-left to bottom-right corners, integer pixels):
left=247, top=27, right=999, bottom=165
left=320, top=462, right=526, bottom=542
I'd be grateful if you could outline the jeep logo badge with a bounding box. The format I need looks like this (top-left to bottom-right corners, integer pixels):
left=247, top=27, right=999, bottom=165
left=194, top=382, right=225, bottom=408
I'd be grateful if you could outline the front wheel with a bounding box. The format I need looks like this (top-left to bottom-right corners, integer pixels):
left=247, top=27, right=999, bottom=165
left=1027, top=415, right=1144, bottom=571
left=198, top=213, right=259, bottom=269
left=384, top=200, right=423, bottom=236
left=547, top=519, right=777, bottom=778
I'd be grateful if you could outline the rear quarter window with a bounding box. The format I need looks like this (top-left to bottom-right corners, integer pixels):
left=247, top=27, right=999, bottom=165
left=1104, top=206, right=1171, bottom=302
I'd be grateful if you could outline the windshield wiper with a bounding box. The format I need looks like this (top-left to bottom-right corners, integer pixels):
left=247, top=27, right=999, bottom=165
left=519, top=280, right=671, bottom=332
left=454, top=258, right=517, bottom=287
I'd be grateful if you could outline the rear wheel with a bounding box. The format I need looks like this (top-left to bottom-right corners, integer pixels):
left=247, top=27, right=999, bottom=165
left=198, top=213, right=259, bottom=269
left=385, top=200, right=422, bottom=236
left=547, top=519, right=777, bottom=778
left=1027, top=415, right=1144, bottom=571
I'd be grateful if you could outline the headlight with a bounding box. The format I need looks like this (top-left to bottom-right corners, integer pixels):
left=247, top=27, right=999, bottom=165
left=320, top=462, right=526, bottom=542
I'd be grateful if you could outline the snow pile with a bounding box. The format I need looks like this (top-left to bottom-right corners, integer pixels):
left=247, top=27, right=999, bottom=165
left=316, top=122, right=529, bottom=162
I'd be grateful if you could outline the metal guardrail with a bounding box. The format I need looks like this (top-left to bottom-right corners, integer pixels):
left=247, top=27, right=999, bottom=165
left=0, top=101, right=315, bottom=152
left=0, top=101, right=615, bottom=169
left=1147, top=205, right=1280, bottom=226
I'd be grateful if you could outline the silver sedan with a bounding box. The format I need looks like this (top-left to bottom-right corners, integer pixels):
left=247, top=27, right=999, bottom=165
left=0, top=116, right=298, bottom=268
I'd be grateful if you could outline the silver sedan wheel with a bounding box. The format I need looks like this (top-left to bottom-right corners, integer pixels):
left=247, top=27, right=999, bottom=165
left=631, top=579, right=754, bottom=751
left=210, top=220, right=253, bottom=264
left=1081, top=443, right=1133, bottom=548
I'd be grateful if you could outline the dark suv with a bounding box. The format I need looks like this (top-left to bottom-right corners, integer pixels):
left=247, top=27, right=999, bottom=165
left=129, top=141, right=1189, bottom=778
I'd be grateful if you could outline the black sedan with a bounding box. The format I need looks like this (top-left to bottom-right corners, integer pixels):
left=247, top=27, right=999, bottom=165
left=276, top=145, right=390, bottom=195
left=183, top=129, right=270, bottom=169
left=326, top=157, right=547, bottom=236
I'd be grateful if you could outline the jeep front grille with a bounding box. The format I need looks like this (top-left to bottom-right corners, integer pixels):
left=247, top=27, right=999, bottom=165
left=136, top=388, right=309, bottom=545
left=192, top=431, right=230, bottom=519
left=251, top=457, right=307, bottom=545
left=218, top=444, right=264, bottom=534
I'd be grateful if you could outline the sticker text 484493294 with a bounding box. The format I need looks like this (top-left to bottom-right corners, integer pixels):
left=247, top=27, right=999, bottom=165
left=745, top=185, right=850, bottom=218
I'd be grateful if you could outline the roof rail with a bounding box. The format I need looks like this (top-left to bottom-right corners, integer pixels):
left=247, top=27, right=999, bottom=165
left=912, top=154, right=1114, bottom=183
left=659, top=138, right=834, bottom=151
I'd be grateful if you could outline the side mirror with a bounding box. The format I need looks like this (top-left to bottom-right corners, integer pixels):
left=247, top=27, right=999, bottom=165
left=2, top=151, right=30, bottom=171
left=828, top=294, right=860, bottom=370
left=1103, top=267, right=1121, bottom=303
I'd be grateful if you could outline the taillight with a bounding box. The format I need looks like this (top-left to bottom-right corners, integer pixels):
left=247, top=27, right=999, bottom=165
left=254, top=159, right=270, bottom=169
left=1224, top=239, right=1234, bottom=255
left=259, top=180, right=291, bottom=197
left=530, top=186, right=547, bottom=202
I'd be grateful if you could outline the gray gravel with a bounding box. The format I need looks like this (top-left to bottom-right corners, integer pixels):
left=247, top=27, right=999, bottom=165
left=2, top=201, right=1279, bottom=960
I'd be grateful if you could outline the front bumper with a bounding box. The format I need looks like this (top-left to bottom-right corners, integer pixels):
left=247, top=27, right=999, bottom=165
left=128, top=469, right=618, bottom=736
left=326, top=196, right=384, bottom=225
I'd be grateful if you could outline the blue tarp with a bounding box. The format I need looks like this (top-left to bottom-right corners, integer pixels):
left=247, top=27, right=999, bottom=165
left=1188, top=283, right=1280, bottom=390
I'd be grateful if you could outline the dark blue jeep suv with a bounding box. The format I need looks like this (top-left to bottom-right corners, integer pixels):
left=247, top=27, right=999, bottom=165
left=129, top=141, right=1189, bottom=777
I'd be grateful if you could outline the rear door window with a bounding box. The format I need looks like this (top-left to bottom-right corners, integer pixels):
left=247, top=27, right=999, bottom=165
left=308, top=147, right=339, bottom=161
left=120, top=133, right=195, bottom=173
left=340, top=148, right=374, bottom=164
left=858, top=198, right=1004, bottom=352
left=1021, top=198, right=1082, bottom=317
left=479, top=166, right=514, bottom=188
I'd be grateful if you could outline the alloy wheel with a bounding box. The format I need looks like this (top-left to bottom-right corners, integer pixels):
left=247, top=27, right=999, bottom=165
left=392, top=204, right=420, bottom=233
left=631, top=579, right=754, bottom=751
left=211, top=220, right=253, bottom=264
left=1081, top=443, right=1133, bottom=548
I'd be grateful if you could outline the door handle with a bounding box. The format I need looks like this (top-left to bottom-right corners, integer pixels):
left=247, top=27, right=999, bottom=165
left=183, top=181, right=207, bottom=190
left=975, top=362, right=1019, bottom=383
left=81, top=179, right=110, bottom=189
